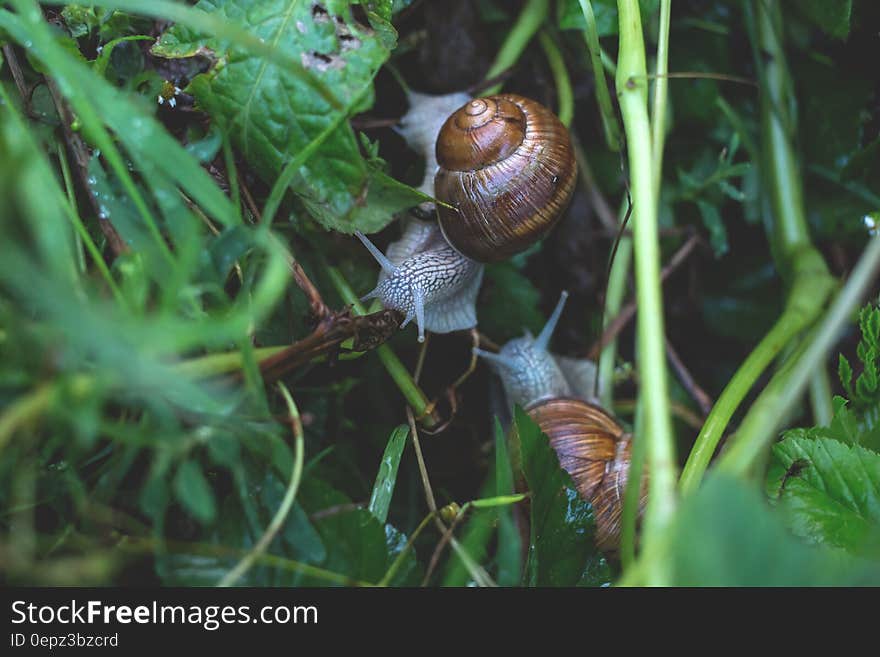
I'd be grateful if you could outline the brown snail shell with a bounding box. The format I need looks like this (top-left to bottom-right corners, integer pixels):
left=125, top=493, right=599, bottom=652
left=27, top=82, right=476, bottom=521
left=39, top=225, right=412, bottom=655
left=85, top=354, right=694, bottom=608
left=525, top=397, right=648, bottom=554
left=434, top=95, right=577, bottom=263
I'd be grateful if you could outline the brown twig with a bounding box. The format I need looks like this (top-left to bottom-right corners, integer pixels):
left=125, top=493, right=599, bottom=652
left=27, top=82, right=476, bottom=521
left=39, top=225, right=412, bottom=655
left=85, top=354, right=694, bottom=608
left=2, top=44, right=31, bottom=106
left=46, top=79, right=128, bottom=258
left=256, top=307, right=403, bottom=383
left=588, top=232, right=702, bottom=359
left=665, top=336, right=713, bottom=416
left=240, top=179, right=261, bottom=224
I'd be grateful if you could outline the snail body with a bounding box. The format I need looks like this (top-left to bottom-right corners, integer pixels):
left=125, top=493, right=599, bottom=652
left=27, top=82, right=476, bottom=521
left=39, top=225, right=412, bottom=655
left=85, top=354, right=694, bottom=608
left=434, top=94, right=577, bottom=262
left=357, top=221, right=483, bottom=343
left=477, top=292, right=646, bottom=554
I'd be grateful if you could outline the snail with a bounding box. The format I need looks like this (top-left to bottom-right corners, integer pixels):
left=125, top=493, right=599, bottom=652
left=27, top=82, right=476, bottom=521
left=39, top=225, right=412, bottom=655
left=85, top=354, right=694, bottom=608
left=477, top=292, right=647, bottom=554
left=434, top=94, right=577, bottom=263
left=355, top=93, right=575, bottom=343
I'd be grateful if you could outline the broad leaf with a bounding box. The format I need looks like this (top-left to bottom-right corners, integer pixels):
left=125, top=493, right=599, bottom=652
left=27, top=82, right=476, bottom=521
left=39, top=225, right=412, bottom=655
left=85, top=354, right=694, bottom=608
left=768, top=435, right=880, bottom=556
left=671, top=475, right=880, bottom=586
left=153, top=0, right=421, bottom=233
left=516, top=407, right=610, bottom=587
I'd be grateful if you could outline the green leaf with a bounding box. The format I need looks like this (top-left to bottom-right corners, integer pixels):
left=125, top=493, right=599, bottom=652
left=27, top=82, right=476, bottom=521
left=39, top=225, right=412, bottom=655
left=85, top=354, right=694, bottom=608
left=768, top=435, right=880, bottom=556
left=367, top=424, right=408, bottom=524
left=153, top=0, right=419, bottom=233
left=480, top=264, right=544, bottom=341
left=671, top=474, right=880, bottom=585
left=696, top=199, right=729, bottom=257
left=92, top=34, right=152, bottom=77
left=516, top=408, right=610, bottom=587
left=61, top=5, right=99, bottom=38
left=298, top=477, right=419, bottom=585
left=793, top=0, right=852, bottom=40
left=173, top=460, right=218, bottom=524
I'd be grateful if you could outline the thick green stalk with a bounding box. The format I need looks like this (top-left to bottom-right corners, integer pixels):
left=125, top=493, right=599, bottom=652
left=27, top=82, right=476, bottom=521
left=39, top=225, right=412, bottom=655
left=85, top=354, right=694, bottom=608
left=619, top=0, right=671, bottom=570
left=719, top=233, right=880, bottom=475
left=754, top=1, right=810, bottom=260
left=678, top=250, right=833, bottom=493
left=483, top=0, right=549, bottom=95
left=324, top=266, right=437, bottom=429
left=679, top=0, right=835, bottom=493
left=616, top=0, right=677, bottom=582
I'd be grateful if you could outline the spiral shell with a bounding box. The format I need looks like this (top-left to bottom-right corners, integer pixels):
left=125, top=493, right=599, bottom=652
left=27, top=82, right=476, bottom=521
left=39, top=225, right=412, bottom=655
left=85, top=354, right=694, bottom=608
left=525, top=397, right=648, bottom=554
left=434, top=94, right=577, bottom=263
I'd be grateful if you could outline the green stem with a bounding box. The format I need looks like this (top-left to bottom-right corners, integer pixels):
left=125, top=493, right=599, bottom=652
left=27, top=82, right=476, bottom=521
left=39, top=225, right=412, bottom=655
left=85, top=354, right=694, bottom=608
left=221, top=131, right=242, bottom=224
left=324, top=265, right=437, bottom=428
left=678, top=250, right=833, bottom=493
left=218, top=383, right=304, bottom=586
left=173, top=346, right=288, bottom=378
left=679, top=0, right=836, bottom=493
left=752, top=0, right=810, bottom=262
left=719, top=233, right=880, bottom=475
left=616, top=0, right=677, bottom=584
left=577, top=0, right=622, bottom=150
left=598, top=200, right=632, bottom=408
left=537, top=30, right=573, bottom=127
left=651, top=0, right=671, bottom=196
left=483, top=0, right=549, bottom=95
left=377, top=510, right=435, bottom=586
left=809, top=368, right=834, bottom=426
left=619, top=397, right=645, bottom=569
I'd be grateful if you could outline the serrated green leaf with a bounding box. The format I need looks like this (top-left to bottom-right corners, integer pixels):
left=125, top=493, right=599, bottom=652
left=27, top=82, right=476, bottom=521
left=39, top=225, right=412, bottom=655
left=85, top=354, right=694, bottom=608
left=770, top=435, right=880, bottom=556
left=153, top=0, right=420, bottom=233
left=173, top=459, right=217, bottom=524
left=672, top=474, right=880, bottom=585
left=516, top=407, right=610, bottom=587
